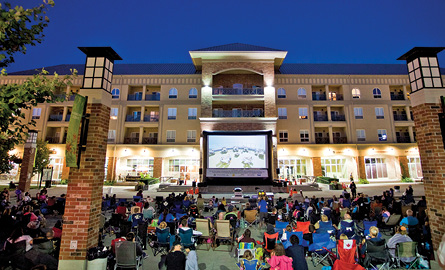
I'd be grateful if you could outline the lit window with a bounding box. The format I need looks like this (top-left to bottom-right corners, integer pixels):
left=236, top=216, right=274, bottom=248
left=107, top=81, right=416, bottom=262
left=110, top=108, right=118, bottom=119
left=375, top=107, right=384, bottom=119
left=277, top=88, right=286, bottom=98
left=373, top=88, right=381, bottom=98
left=187, top=130, right=196, bottom=142
left=32, top=108, right=41, bottom=120
left=169, top=88, right=178, bottom=99
left=300, top=130, right=309, bottom=142
left=168, top=108, right=177, bottom=120
left=378, top=129, right=387, bottom=141
left=111, top=88, right=120, bottom=99
left=279, top=131, right=288, bottom=142
left=356, top=129, right=366, bottom=141
left=408, top=56, right=443, bottom=91
left=108, top=130, right=116, bottom=142
left=83, top=57, right=114, bottom=91
left=166, top=130, right=176, bottom=142
left=278, top=108, right=287, bottom=119
left=352, top=88, right=360, bottom=99
left=189, top=88, right=198, bottom=99
left=299, top=108, right=308, bottom=119
left=297, top=88, right=307, bottom=99
left=188, top=108, right=197, bottom=120
left=354, top=107, right=363, bottom=119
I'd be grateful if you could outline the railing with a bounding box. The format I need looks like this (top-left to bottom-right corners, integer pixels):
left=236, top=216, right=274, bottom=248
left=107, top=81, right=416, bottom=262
left=329, top=94, right=344, bottom=101
left=393, top=114, right=408, bottom=121
left=391, top=93, right=405, bottom=100
left=48, top=115, right=63, bottom=121
left=69, top=95, right=76, bottom=101
left=145, top=93, right=161, bottom=101
left=396, top=136, right=411, bottom=143
left=315, top=137, right=330, bottom=144
left=46, top=137, right=60, bottom=143
left=312, top=93, right=327, bottom=101
left=212, top=110, right=264, bottom=118
left=126, top=115, right=141, bottom=122
left=54, top=94, right=66, bottom=100
left=107, top=138, right=115, bottom=143
left=212, top=88, right=264, bottom=95
left=124, top=137, right=139, bottom=144
left=313, top=114, right=328, bottom=121
left=331, top=115, right=346, bottom=121
left=143, top=115, right=159, bottom=122
left=65, top=115, right=71, bottom=121
left=142, top=137, right=157, bottom=144
left=333, top=137, right=347, bottom=144
left=127, top=93, right=143, bottom=101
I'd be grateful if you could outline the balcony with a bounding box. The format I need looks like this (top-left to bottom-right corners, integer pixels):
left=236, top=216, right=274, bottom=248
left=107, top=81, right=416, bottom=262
left=124, top=137, right=139, bottom=144
left=313, top=114, right=328, bottom=121
left=391, top=93, right=405, bottom=100
left=143, top=115, right=159, bottom=122
left=331, top=115, right=346, bottom=121
left=212, top=88, right=264, bottom=95
left=329, top=94, right=344, bottom=101
left=48, top=115, right=63, bottom=121
left=393, top=114, right=408, bottom=121
left=107, top=138, right=115, bottom=143
left=127, top=93, right=143, bottom=101
left=69, top=95, right=76, bottom=101
left=396, top=136, right=411, bottom=143
left=145, top=93, right=160, bottom=101
left=212, top=110, right=264, bottom=118
left=142, top=137, right=157, bottom=144
left=65, top=115, right=71, bottom=121
left=54, top=94, right=66, bottom=100
left=315, top=137, right=330, bottom=144
left=333, top=137, right=347, bottom=144
left=45, top=137, right=60, bottom=143
left=312, top=93, right=327, bottom=101
left=126, top=115, right=141, bottom=122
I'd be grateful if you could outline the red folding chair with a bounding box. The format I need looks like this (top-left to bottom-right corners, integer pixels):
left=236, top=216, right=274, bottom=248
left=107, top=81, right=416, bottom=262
left=294, top=221, right=310, bottom=234
left=337, top=239, right=358, bottom=264
left=263, top=232, right=279, bottom=253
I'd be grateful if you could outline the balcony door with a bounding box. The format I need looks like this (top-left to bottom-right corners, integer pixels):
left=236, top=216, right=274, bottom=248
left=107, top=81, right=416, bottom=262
left=365, top=157, right=387, bottom=179
left=232, top=108, right=242, bottom=117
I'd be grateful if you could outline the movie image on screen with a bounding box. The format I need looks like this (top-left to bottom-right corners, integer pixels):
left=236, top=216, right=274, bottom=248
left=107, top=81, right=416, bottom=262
left=208, top=135, right=267, bottom=169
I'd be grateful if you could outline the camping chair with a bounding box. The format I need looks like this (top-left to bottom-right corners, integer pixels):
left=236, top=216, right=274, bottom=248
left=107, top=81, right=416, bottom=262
left=152, top=227, right=170, bottom=256
left=340, top=208, right=350, bottom=219
left=380, top=214, right=401, bottom=235
left=237, top=258, right=262, bottom=270
left=295, top=221, right=310, bottom=234
left=131, top=206, right=141, bottom=215
left=363, top=238, right=392, bottom=270
left=336, top=239, right=358, bottom=264
left=308, top=233, right=336, bottom=267
left=396, top=241, right=423, bottom=269
left=195, top=218, right=212, bottom=251
left=281, top=231, right=309, bottom=249
left=274, top=221, right=289, bottom=237
left=115, top=241, right=142, bottom=269
left=244, top=210, right=259, bottom=228
left=316, top=220, right=336, bottom=236
left=262, top=231, right=279, bottom=253
left=360, top=220, right=382, bottom=238
left=237, top=242, right=256, bottom=262
left=178, top=228, right=194, bottom=248
left=337, top=220, right=357, bottom=240
left=225, top=212, right=238, bottom=230
left=213, top=220, right=234, bottom=252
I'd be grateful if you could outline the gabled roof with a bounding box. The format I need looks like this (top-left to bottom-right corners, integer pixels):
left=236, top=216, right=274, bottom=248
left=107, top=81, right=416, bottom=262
left=191, top=43, right=285, bottom=52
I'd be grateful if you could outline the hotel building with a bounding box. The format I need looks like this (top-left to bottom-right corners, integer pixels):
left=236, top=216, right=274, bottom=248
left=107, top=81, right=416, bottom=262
left=3, top=43, right=440, bottom=183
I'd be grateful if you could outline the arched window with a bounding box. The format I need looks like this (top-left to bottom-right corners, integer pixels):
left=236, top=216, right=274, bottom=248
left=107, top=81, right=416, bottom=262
left=277, top=88, right=286, bottom=98
left=297, top=88, right=307, bottom=99
left=373, top=88, right=381, bottom=98
left=189, top=88, right=198, bottom=99
left=169, top=88, right=178, bottom=99
left=111, top=88, right=120, bottom=99
left=352, top=88, right=360, bottom=99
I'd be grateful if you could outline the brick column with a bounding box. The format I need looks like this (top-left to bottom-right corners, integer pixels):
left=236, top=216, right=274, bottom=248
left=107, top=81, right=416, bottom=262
left=61, top=158, right=70, bottom=180
left=18, top=146, right=36, bottom=192
left=357, top=156, right=366, bottom=180
left=106, top=157, right=117, bottom=181
left=398, top=156, right=409, bottom=178
left=153, top=157, right=163, bottom=178
left=312, top=157, right=322, bottom=177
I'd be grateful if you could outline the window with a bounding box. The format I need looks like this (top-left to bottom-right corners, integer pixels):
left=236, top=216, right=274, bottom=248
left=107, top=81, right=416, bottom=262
left=299, top=108, right=308, bottom=119
left=188, top=108, right=197, bottom=120
left=373, top=88, right=382, bottom=98
left=108, top=130, right=116, bottom=142
left=277, top=88, right=286, bottom=98
left=278, top=108, right=287, bottom=119
left=352, top=88, right=360, bottom=99
left=300, top=130, right=309, bottom=142
left=168, top=108, right=177, bottom=120
left=357, top=129, right=366, bottom=141
left=187, top=130, right=196, bottom=142
left=354, top=107, right=363, bottom=119
left=189, top=88, right=198, bottom=99
left=169, top=88, right=178, bottom=99
left=408, top=157, right=423, bottom=179
left=297, top=88, right=307, bottom=99
left=278, top=159, right=307, bottom=178
left=167, top=159, right=200, bottom=180
left=378, top=129, right=387, bottom=141
left=166, top=130, right=176, bottom=142
left=111, top=88, right=120, bottom=99
left=279, top=131, right=288, bottom=142
left=110, top=108, right=118, bottom=119
left=365, top=158, right=388, bottom=179
left=375, top=107, right=384, bottom=119
left=321, top=158, right=347, bottom=178
left=232, top=108, right=242, bottom=117
left=408, top=57, right=443, bottom=91
left=32, top=108, right=41, bottom=119
left=83, top=56, right=114, bottom=91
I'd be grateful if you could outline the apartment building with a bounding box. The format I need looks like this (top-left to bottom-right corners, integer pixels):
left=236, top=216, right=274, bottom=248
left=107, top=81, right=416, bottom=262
left=3, top=43, right=437, bottom=183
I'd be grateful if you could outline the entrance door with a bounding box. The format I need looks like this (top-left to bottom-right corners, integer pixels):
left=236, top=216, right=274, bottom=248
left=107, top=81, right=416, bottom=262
left=365, top=158, right=388, bottom=179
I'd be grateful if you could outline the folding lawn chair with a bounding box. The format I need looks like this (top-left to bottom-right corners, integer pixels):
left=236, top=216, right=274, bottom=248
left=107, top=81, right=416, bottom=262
left=363, top=238, right=392, bottom=270
left=115, top=241, right=143, bottom=269
left=361, top=220, right=382, bottom=238
left=380, top=214, right=401, bottom=236
left=179, top=228, right=194, bottom=248
left=195, top=218, right=212, bottom=251
left=214, top=220, right=234, bottom=252
left=337, top=220, right=357, bottom=240
left=308, top=233, right=336, bottom=267
left=244, top=210, right=258, bottom=228
left=237, top=242, right=256, bottom=262
left=336, top=239, right=358, bottom=264
left=396, top=241, right=423, bottom=269
left=151, top=227, right=170, bottom=256
left=295, top=221, right=310, bottom=234
left=316, top=220, right=336, bottom=236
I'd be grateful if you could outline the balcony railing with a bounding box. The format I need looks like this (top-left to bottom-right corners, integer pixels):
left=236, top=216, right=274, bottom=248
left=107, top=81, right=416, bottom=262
left=212, top=110, right=264, bottom=118
left=46, top=137, right=60, bottom=143
left=143, top=115, right=159, bottom=122
left=331, top=114, right=346, bottom=121
left=333, top=137, right=347, bottom=144
left=145, top=93, right=161, bottom=101
left=127, top=93, right=143, bottom=101
left=391, top=93, right=405, bottom=100
left=107, top=138, right=115, bottom=143
left=69, top=95, right=76, bottom=101
left=315, top=137, right=330, bottom=144
left=393, top=114, right=408, bottom=121
left=312, top=93, right=327, bottom=101
left=124, top=137, right=139, bottom=144
left=313, top=114, right=328, bottom=121
left=126, top=115, right=141, bottom=122
left=212, top=88, right=264, bottom=95
left=396, top=136, right=411, bottom=143
left=54, top=94, right=66, bottom=100
left=48, top=115, right=63, bottom=121
left=65, top=114, right=71, bottom=121
left=142, top=137, right=157, bottom=144
left=329, top=94, right=344, bottom=101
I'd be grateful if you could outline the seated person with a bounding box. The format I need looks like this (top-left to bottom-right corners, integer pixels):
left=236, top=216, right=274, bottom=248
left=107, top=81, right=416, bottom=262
left=360, top=226, right=381, bottom=255
left=381, top=206, right=391, bottom=223
left=111, top=232, right=126, bottom=255
left=265, top=244, right=293, bottom=269
left=387, top=226, right=413, bottom=261
left=238, top=229, right=256, bottom=244
left=240, top=250, right=259, bottom=270
left=115, top=202, right=127, bottom=220
left=267, top=208, right=278, bottom=226
left=157, top=209, right=175, bottom=225
left=400, top=209, right=419, bottom=226
left=417, top=196, right=427, bottom=208
left=285, top=235, right=308, bottom=270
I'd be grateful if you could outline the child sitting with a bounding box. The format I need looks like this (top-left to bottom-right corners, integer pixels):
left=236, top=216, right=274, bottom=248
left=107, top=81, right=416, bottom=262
left=240, top=250, right=259, bottom=270
left=266, top=244, right=293, bottom=270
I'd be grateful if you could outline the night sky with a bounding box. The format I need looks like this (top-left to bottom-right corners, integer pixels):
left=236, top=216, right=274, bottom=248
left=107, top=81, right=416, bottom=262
left=5, top=0, right=445, bottom=73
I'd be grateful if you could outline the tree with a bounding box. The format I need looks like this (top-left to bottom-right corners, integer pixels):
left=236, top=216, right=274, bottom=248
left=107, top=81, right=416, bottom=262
left=0, top=1, right=76, bottom=174
left=34, top=140, right=51, bottom=176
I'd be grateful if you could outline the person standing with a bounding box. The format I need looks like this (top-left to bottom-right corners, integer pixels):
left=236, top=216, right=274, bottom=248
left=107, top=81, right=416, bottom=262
left=349, top=181, right=357, bottom=199
left=258, top=196, right=268, bottom=229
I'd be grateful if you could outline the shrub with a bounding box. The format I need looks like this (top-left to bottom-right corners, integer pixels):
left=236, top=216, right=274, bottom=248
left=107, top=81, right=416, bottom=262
left=60, top=179, right=69, bottom=185
left=358, top=178, right=369, bottom=184
left=104, top=179, right=116, bottom=186
left=401, top=176, right=413, bottom=182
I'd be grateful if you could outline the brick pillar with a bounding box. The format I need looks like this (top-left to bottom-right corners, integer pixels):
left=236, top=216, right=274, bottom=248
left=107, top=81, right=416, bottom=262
left=398, top=156, right=409, bottom=178
left=357, top=156, right=366, bottom=180
left=18, top=146, right=36, bottom=192
left=61, top=158, right=70, bottom=180
left=106, top=157, right=117, bottom=181
left=312, top=157, right=322, bottom=177
left=153, top=157, right=163, bottom=178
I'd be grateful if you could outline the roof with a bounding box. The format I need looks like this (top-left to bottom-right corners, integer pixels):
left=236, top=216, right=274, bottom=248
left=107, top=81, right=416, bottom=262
left=279, top=63, right=415, bottom=75
left=191, top=43, right=285, bottom=52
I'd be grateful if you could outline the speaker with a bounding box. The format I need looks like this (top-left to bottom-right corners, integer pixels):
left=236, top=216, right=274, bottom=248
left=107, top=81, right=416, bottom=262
left=276, top=168, right=280, bottom=175
left=199, top=168, right=203, bottom=175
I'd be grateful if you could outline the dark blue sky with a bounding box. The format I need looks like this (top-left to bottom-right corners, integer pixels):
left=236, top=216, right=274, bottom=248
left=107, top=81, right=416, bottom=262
left=6, top=0, right=445, bottom=72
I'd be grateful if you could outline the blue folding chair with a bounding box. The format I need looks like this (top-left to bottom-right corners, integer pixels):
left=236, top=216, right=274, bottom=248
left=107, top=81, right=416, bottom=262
left=274, top=221, right=289, bottom=237
left=133, top=196, right=142, bottom=202
left=282, top=231, right=309, bottom=249
left=309, top=233, right=336, bottom=267
left=362, top=220, right=382, bottom=238
left=337, top=220, right=357, bottom=240
left=178, top=228, right=194, bottom=248
left=316, top=220, right=336, bottom=236
left=153, top=228, right=170, bottom=256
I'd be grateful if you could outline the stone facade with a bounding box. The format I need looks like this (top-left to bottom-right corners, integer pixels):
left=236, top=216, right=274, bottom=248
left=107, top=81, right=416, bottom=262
left=357, top=156, right=366, bottom=180
left=106, top=157, right=117, bottom=181
left=312, top=157, right=322, bottom=177
left=398, top=156, right=409, bottom=178
left=153, top=157, right=163, bottom=178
